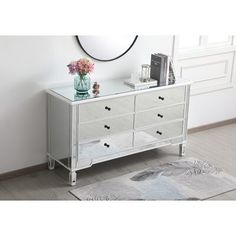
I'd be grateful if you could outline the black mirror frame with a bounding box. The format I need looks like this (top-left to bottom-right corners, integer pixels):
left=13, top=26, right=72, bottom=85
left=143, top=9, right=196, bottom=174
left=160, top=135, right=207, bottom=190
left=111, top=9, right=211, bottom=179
left=75, top=36, right=138, bottom=62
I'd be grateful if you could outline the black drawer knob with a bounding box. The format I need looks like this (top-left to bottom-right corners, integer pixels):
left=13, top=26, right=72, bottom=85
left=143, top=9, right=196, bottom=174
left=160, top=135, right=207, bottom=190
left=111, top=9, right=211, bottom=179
left=158, top=96, right=165, bottom=101
left=157, top=114, right=163, bottom=118
left=104, top=143, right=110, bottom=148
left=156, top=131, right=162, bottom=135
left=105, top=106, right=111, bottom=111
left=104, top=125, right=110, bottom=130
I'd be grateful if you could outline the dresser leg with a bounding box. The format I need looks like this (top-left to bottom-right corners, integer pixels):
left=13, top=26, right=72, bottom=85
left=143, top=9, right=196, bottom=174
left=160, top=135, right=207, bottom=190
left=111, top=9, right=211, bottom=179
left=179, top=143, right=186, bottom=157
left=69, top=171, right=77, bottom=186
left=48, top=156, right=55, bottom=170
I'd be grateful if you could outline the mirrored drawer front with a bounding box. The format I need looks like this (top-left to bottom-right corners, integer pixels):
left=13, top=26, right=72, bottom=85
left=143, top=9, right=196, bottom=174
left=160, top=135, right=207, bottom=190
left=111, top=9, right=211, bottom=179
left=134, top=121, right=183, bottom=146
left=79, top=132, right=133, bottom=159
left=79, top=115, right=133, bottom=142
left=135, top=104, right=185, bottom=128
left=136, top=86, right=185, bottom=111
left=79, top=95, right=134, bottom=123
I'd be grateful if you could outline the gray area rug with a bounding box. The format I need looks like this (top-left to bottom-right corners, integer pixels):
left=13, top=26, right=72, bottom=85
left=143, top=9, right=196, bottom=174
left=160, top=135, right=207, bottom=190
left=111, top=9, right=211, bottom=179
left=70, top=158, right=236, bottom=200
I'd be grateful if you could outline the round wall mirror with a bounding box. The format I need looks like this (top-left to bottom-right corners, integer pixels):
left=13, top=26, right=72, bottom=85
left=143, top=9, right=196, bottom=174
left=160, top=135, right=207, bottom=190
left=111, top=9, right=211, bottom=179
left=75, top=36, right=138, bottom=62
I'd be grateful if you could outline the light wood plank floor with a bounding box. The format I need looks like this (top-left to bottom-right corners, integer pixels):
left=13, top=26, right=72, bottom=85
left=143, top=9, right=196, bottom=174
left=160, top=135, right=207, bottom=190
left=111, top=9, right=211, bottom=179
left=0, top=123, right=236, bottom=200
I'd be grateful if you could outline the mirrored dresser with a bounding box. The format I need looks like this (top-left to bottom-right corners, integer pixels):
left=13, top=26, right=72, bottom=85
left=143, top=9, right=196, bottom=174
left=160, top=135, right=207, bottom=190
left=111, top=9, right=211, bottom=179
left=47, top=79, right=191, bottom=185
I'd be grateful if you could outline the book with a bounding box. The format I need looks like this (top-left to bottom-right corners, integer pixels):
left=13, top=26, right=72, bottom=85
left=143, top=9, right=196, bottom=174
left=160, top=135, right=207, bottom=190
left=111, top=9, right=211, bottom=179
left=150, top=53, right=169, bottom=86
left=150, top=54, right=162, bottom=83
left=168, top=58, right=176, bottom=85
left=159, top=53, right=169, bottom=86
left=124, top=77, right=158, bottom=89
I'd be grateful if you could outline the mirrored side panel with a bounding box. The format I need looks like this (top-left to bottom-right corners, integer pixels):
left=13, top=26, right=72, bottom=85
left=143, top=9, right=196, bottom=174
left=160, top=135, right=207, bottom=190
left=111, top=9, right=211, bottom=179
left=47, top=94, right=71, bottom=168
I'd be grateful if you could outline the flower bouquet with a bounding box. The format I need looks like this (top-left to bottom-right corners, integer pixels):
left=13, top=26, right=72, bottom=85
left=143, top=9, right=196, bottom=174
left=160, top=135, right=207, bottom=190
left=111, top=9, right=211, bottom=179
left=67, top=58, right=94, bottom=94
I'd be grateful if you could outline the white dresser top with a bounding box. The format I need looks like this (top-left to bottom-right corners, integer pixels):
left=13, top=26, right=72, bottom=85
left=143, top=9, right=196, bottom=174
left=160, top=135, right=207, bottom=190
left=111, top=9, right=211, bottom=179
left=47, top=78, right=191, bottom=104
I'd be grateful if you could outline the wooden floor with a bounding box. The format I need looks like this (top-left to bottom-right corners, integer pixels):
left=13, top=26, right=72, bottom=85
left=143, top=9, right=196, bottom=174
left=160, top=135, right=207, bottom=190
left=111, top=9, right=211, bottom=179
left=0, top=123, right=236, bottom=200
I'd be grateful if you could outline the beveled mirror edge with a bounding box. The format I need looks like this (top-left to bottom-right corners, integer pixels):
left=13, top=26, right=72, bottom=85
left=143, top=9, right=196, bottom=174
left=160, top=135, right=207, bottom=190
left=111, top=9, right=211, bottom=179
left=75, top=35, right=138, bottom=62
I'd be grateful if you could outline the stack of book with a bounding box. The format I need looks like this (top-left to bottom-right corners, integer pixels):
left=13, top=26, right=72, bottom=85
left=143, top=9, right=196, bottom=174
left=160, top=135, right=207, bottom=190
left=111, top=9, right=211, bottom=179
left=150, top=54, right=175, bottom=86
left=124, top=53, right=176, bottom=89
left=124, top=77, right=157, bottom=89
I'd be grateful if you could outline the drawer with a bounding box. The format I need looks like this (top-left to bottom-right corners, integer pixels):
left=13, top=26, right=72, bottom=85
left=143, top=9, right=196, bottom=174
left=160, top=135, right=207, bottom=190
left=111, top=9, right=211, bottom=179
left=79, top=95, right=134, bottom=123
left=134, top=121, right=183, bottom=146
left=79, top=132, right=133, bottom=159
left=136, top=86, right=186, bottom=111
left=135, top=104, right=184, bottom=128
left=79, top=114, right=133, bottom=142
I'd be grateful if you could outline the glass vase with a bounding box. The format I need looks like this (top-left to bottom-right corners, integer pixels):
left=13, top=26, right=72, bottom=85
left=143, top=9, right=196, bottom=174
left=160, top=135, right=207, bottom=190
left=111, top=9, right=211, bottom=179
left=74, top=74, right=91, bottom=94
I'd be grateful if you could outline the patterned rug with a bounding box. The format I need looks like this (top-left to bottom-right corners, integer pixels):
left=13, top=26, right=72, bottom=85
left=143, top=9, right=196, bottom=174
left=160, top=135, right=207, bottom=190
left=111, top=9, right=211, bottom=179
left=70, top=158, right=236, bottom=200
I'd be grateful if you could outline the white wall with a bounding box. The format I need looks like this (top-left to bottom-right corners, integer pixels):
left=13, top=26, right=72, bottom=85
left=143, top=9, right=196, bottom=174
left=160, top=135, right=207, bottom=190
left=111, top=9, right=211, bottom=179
left=173, top=37, right=236, bottom=128
left=0, top=36, right=173, bottom=174
left=189, top=86, right=236, bottom=128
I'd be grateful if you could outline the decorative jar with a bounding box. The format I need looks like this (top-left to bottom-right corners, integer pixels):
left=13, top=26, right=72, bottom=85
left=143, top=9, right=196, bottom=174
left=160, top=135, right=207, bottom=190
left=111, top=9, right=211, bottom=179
left=74, top=74, right=91, bottom=94
left=140, top=64, right=151, bottom=82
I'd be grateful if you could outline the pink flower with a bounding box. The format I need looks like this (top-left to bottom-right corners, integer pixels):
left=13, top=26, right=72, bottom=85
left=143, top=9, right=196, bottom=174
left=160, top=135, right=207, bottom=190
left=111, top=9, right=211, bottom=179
left=67, top=58, right=94, bottom=75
